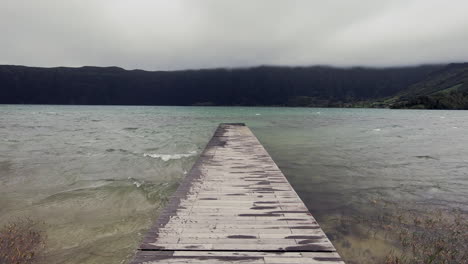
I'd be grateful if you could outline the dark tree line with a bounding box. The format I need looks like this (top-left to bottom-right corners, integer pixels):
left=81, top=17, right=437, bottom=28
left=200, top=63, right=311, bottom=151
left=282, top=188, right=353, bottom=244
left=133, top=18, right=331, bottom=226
left=0, top=64, right=442, bottom=106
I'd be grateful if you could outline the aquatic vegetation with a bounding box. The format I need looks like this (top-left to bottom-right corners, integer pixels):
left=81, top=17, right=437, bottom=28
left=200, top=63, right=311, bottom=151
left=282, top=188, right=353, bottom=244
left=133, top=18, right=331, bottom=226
left=384, top=208, right=467, bottom=264
left=321, top=201, right=467, bottom=264
left=0, top=218, right=46, bottom=264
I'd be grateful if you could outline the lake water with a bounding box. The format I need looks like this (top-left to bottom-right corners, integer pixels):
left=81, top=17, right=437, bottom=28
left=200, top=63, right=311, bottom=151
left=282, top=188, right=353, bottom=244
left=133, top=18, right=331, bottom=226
left=1, top=105, right=467, bottom=264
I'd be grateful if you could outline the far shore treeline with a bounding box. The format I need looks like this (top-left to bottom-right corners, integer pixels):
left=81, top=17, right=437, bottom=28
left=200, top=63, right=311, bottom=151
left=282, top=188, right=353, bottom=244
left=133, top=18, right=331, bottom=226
left=1, top=63, right=468, bottom=109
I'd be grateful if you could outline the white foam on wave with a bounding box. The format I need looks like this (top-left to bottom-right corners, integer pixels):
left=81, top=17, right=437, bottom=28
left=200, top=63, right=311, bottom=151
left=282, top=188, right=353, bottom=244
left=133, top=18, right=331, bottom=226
left=133, top=181, right=142, bottom=188
left=373, top=128, right=381, bottom=132
left=255, top=113, right=261, bottom=116
left=128, top=177, right=143, bottom=188
left=143, top=150, right=197, bottom=161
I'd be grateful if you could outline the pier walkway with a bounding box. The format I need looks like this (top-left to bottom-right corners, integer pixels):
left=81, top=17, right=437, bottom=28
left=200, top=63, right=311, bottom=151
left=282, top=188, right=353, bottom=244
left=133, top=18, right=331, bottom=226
left=132, top=123, right=344, bottom=263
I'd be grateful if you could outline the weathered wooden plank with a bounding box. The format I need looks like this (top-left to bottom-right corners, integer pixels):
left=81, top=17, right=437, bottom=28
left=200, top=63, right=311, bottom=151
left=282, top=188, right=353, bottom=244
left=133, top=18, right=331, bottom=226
left=133, top=251, right=344, bottom=264
left=131, top=123, right=343, bottom=263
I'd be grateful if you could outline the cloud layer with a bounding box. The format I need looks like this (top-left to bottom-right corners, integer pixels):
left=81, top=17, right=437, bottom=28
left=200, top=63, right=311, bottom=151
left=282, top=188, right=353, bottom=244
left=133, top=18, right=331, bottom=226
left=1, top=0, right=468, bottom=70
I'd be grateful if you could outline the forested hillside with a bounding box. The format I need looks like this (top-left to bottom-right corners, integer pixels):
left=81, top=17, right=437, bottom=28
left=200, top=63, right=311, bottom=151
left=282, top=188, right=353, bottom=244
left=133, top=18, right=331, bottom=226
left=383, top=63, right=468, bottom=109
left=0, top=64, right=442, bottom=107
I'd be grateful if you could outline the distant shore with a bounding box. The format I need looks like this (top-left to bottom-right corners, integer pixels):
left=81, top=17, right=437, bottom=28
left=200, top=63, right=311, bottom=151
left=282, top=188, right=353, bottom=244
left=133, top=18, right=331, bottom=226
left=1, top=63, right=467, bottom=109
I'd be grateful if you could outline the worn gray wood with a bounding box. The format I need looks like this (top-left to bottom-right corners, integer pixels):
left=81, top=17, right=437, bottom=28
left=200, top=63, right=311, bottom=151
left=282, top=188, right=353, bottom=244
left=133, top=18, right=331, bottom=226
left=133, top=251, right=344, bottom=263
left=132, top=123, right=344, bottom=263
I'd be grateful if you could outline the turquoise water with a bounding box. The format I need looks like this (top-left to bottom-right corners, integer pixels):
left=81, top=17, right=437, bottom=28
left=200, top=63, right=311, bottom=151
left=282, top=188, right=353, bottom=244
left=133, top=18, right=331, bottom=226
left=1, top=105, right=467, bottom=263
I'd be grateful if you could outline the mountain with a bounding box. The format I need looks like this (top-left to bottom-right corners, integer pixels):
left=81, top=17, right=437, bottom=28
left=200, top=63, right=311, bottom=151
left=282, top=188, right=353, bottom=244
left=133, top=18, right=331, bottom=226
left=0, top=64, right=443, bottom=107
left=377, top=63, right=468, bottom=109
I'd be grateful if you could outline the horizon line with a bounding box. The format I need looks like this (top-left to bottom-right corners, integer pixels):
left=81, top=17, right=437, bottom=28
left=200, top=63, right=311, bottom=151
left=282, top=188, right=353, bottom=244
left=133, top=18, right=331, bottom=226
left=2, top=61, right=467, bottom=73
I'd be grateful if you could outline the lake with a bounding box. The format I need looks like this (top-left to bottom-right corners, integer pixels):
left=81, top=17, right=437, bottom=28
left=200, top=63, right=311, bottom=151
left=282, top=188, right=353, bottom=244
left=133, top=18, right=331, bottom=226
left=1, top=105, right=467, bottom=264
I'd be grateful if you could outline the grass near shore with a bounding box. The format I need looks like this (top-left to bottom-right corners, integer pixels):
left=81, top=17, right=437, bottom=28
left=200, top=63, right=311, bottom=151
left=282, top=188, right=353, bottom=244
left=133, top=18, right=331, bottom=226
left=383, top=208, right=467, bottom=264
left=0, top=219, right=46, bottom=264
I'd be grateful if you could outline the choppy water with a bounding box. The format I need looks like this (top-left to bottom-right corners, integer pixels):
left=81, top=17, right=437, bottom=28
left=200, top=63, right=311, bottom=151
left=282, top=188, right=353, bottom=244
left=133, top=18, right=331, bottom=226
left=1, top=105, right=467, bottom=264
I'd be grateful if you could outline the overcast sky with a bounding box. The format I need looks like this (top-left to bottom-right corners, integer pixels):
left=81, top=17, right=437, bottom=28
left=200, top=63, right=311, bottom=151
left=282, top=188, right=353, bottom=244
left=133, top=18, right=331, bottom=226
left=1, top=0, right=468, bottom=70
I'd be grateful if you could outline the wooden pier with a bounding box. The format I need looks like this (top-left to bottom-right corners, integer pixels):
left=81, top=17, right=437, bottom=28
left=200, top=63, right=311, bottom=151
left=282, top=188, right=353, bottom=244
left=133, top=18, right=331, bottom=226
left=132, top=123, right=344, bottom=264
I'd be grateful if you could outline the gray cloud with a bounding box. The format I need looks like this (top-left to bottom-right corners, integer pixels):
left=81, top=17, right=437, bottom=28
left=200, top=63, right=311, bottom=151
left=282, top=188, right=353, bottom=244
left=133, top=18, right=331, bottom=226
left=1, top=0, right=468, bottom=70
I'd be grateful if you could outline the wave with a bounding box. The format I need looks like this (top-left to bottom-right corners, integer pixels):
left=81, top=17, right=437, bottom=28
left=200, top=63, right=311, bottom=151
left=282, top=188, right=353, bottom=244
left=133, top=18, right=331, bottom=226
left=143, top=151, right=197, bottom=161
left=105, top=148, right=129, bottom=153
left=128, top=177, right=143, bottom=188
left=414, top=155, right=439, bottom=160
